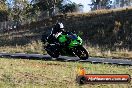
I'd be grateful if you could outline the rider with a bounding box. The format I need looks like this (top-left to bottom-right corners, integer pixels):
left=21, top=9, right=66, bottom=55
left=51, top=22, right=65, bottom=35
left=46, top=22, right=66, bottom=44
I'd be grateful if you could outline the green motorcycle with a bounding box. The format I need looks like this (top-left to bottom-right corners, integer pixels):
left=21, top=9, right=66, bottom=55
left=45, top=32, right=89, bottom=60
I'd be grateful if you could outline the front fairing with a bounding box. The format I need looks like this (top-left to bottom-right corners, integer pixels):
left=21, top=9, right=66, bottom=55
left=58, top=34, right=67, bottom=43
left=57, top=32, right=83, bottom=48
left=68, top=36, right=82, bottom=48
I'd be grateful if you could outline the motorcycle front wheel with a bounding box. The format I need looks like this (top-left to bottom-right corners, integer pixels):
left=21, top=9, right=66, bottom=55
left=73, top=46, right=89, bottom=60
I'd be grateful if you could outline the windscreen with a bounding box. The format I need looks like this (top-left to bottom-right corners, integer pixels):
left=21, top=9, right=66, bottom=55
left=68, top=33, right=78, bottom=40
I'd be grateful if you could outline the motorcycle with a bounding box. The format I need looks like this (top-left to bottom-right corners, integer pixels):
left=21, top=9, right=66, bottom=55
left=43, top=32, right=89, bottom=60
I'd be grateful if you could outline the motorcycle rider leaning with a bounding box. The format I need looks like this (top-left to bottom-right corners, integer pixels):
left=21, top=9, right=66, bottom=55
left=44, top=22, right=89, bottom=59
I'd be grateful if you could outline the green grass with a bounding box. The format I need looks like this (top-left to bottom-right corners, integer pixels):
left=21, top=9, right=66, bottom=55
left=0, top=58, right=131, bottom=88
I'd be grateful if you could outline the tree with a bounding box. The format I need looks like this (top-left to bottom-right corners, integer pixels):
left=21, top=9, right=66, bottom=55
left=0, top=0, right=8, bottom=21
left=125, top=0, right=131, bottom=6
left=31, top=0, right=64, bottom=17
left=31, top=0, right=83, bottom=16
left=120, top=0, right=125, bottom=7
left=89, top=0, right=112, bottom=10
left=0, top=0, right=7, bottom=10
left=59, top=2, right=83, bottom=13
left=6, top=0, right=29, bottom=27
left=113, top=0, right=132, bottom=8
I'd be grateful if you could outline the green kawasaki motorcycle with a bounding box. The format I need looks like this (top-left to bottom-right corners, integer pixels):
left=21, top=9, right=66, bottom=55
left=45, top=32, right=89, bottom=60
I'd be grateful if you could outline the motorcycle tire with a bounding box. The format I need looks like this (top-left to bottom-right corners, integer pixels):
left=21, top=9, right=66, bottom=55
left=73, top=46, right=89, bottom=60
left=45, top=44, right=60, bottom=58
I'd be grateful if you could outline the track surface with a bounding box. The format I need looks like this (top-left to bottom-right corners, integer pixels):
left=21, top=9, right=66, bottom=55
left=0, top=52, right=132, bottom=66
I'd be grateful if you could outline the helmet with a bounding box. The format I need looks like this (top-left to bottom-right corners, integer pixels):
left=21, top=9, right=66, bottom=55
left=53, top=22, right=65, bottom=33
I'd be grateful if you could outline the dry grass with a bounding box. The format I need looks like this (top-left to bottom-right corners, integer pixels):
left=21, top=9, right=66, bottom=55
left=62, top=7, right=132, bottom=17
left=0, top=40, right=45, bottom=54
left=85, top=44, right=132, bottom=59
left=0, top=58, right=131, bottom=88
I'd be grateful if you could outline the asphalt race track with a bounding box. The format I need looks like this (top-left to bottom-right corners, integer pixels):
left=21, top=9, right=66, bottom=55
left=0, top=52, right=132, bottom=66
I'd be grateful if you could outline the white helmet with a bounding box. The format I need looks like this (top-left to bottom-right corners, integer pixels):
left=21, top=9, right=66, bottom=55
left=59, top=23, right=64, bottom=29
left=54, top=22, right=65, bottom=32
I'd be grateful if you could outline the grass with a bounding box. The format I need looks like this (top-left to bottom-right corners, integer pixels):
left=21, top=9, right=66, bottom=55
left=0, top=57, right=131, bottom=88
left=59, top=7, right=132, bottom=17
left=86, top=44, right=132, bottom=59
left=0, top=40, right=44, bottom=54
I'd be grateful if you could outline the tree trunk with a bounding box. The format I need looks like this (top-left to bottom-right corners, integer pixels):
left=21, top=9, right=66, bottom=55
left=120, top=0, right=125, bottom=7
